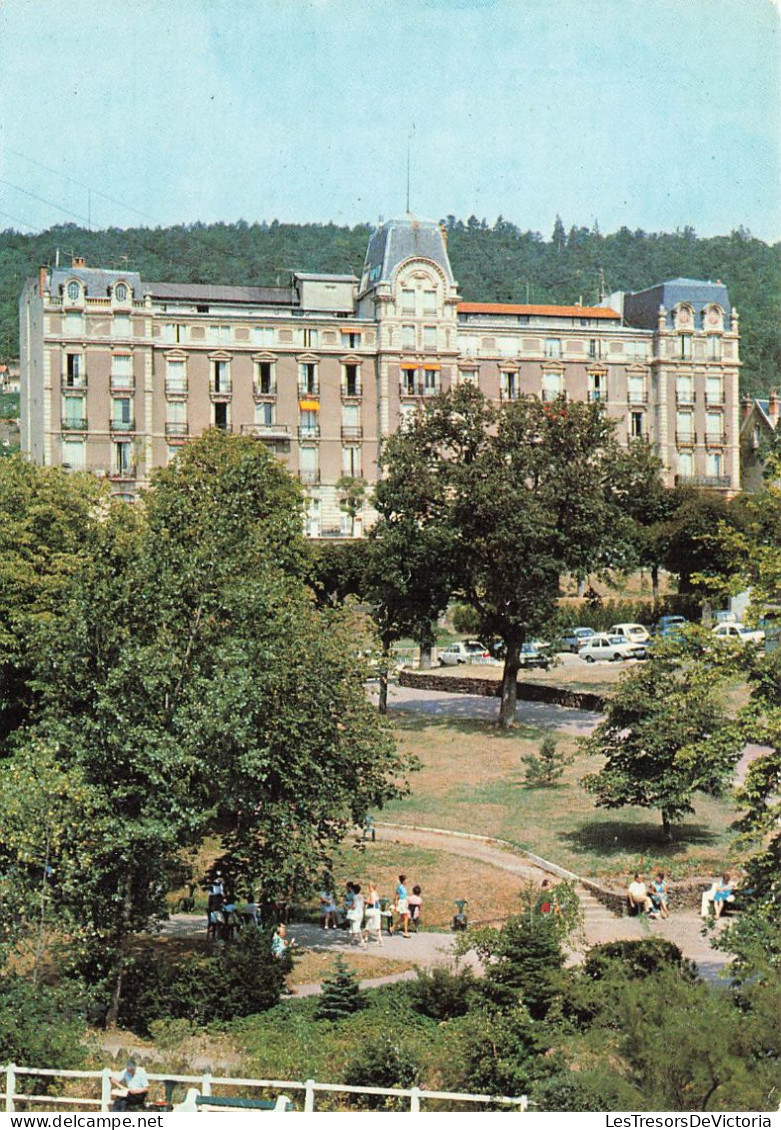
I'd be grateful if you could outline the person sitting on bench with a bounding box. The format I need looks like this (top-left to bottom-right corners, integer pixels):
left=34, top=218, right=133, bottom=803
left=701, top=874, right=734, bottom=919
left=111, top=1059, right=149, bottom=1111
left=627, top=873, right=656, bottom=917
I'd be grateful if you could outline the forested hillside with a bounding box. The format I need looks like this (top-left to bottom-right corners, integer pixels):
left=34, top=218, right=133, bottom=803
left=1, top=215, right=777, bottom=396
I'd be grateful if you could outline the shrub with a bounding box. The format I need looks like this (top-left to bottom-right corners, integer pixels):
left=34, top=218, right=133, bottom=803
left=0, top=974, right=86, bottom=1071
left=344, top=1035, right=419, bottom=1108
left=521, top=735, right=573, bottom=787
left=583, top=938, right=698, bottom=983
left=314, top=955, right=364, bottom=1022
left=484, top=914, right=566, bottom=1019
left=451, top=603, right=481, bottom=635
left=118, top=928, right=287, bottom=1034
left=408, top=965, right=477, bottom=1020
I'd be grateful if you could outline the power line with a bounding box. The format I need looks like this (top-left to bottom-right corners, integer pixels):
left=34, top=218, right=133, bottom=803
left=6, top=148, right=160, bottom=225
left=0, top=178, right=91, bottom=226
left=0, top=208, right=37, bottom=232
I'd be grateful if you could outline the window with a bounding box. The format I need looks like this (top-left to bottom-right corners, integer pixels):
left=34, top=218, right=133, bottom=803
left=588, top=338, right=598, bottom=360
left=423, top=325, right=437, bottom=350
left=252, top=327, right=276, bottom=346
left=501, top=371, right=519, bottom=400
left=401, top=367, right=418, bottom=395
left=402, top=324, right=416, bottom=350
left=62, top=396, right=85, bottom=428
left=459, top=369, right=478, bottom=386
left=111, top=354, right=133, bottom=388
left=163, top=323, right=186, bottom=344
left=399, top=403, right=417, bottom=431
left=422, top=289, right=437, bottom=314
left=706, top=452, right=723, bottom=479
left=544, top=338, right=562, bottom=359
left=113, top=313, right=131, bottom=338
left=61, top=438, right=85, bottom=471
left=67, top=281, right=81, bottom=302
left=706, top=375, right=723, bottom=405
left=64, top=311, right=84, bottom=335
left=212, top=359, right=231, bottom=393
left=299, top=362, right=318, bottom=395
left=460, top=334, right=478, bottom=356
left=300, top=328, right=318, bottom=347
left=706, top=411, right=723, bottom=442
left=111, top=397, right=133, bottom=430
left=299, top=446, right=318, bottom=483
left=541, top=370, right=562, bottom=401
left=343, top=363, right=360, bottom=397
left=676, top=410, right=694, bottom=441
left=630, top=411, right=644, bottom=438
left=342, top=403, right=360, bottom=439
left=299, top=409, right=319, bottom=437
left=677, top=451, right=693, bottom=479
left=210, top=324, right=232, bottom=344
left=114, top=283, right=128, bottom=303
left=680, top=334, right=692, bottom=360
left=65, top=354, right=85, bottom=387
left=213, top=402, right=229, bottom=431
left=341, top=332, right=361, bottom=349
left=166, top=400, right=187, bottom=436
left=166, top=358, right=186, bottom=394
left=676, top=375, right=694, bottom=404
left=256, top=361, right=275, bottom=395
left=423, top=368, right=439, bottom=395
left=588, top=372, right=606, bottom=402
left=628, top=375, right=646, bottom=403
left=707, top=335, right=722, bottom=361
left=114, top=441, right=133, bottom=477
left=499, top=336, right=519, bottom=358
left=254, top=401, right=275, bottom=426
left=401, top=289, right=415, bottom=314
left=342, top=444, right=362, bottom=477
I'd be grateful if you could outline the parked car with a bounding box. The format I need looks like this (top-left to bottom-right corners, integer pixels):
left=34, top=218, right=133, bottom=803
left=580, top=634, right=648, bottom=662
left=655, top=615, right=688, bottom=638
left=518, top=641, right=551, bottom=669
left=609, top=622, right=651, bottom=645
left=438, top=640, right=493, bottom=666
left=558, top=626, right=597, bottom=652
left=711, top=622, right=765, bottom=646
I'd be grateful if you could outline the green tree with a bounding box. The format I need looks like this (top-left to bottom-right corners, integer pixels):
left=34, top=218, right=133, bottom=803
left=314, top=955, right=364, bottom=1021
left=581, top=647, right=743, bottom=838
left=521, top=734, right=572, bottom=787
left=377, top=387, right=638, bottom=727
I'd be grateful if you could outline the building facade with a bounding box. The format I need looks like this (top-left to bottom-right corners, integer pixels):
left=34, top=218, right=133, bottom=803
left=20, top=216, right=742, bottom=532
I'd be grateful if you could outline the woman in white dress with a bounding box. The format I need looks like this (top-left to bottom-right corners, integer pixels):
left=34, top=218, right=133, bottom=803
left=363, top=882, right=383, bottom=945
left=348, top=882, right=366, bottom=946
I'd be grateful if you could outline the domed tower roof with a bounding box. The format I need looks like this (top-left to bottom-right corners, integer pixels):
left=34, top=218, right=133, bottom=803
left=359, top=214, right=454, bottom=296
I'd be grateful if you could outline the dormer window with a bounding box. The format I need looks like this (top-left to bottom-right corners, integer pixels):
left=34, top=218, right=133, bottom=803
left=114, top=283, right=128, bottom=303
left=67, top=281, right=81, bottom=302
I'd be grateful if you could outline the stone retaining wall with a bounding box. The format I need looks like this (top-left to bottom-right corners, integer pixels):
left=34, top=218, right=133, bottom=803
left=398, top=670, right=607, bottom=713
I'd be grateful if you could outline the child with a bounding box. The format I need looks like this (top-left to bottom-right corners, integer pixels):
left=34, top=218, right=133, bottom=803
left=408, top=885, right=423, bottom=932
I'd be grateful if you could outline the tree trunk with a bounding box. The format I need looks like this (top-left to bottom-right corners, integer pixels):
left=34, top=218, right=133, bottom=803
left=498, top=640, right=521, bottom=729
left=577, top=575, right=586, bottom=598
left=377, top=640, right=391, bottom=715
left=419, top=644, right=432, bottom=670
left=661, top=810, right=673, bottom=842
left=105, top=870, right=134, bottom=1028
left=651, top=563, right=660, bottom=602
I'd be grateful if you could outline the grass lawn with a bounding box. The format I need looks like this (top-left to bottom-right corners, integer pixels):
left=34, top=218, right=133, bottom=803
left=380, top=710, right=738, bottom=883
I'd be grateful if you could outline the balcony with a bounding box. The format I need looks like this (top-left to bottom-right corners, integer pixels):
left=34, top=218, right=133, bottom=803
left=165, top=422, right=190, bottom=439
left=253, top=383, right=277, bottom=400
left=165, top=380, right=188, bottom=399
left=705, top=431, right=728, bottom=448
left=62, top=417, right=88, bottom=432
left=61, top=376, right=88, bottom=392
left=299, top=469, right=321, bottom=484
left=341, top=383, right=362, bottom=399
left=298, top=425, right=321, bottom=440
left=693, top=475, right=731, bottom=489
left=675, top=431, right=697, bottom=446
left=110, top=378, right=135, bottom=393
left=676, top=392, right=695, bottom=407
left=705, top=393, right=725, bottom=407
left=109, top=465, right=137, bottom=481
left=588, top=390, right=608, bottom=403
left=240, top=423, right=291, bottom=439
left=298, top=384, right=320, bottom=398
left=627, top=392, right=648, bottom=405
left=110, top=418, right=136, bottom=432
left=209, top=379, right=233, bottom=399
left=341, top=425, right=363, bottom=441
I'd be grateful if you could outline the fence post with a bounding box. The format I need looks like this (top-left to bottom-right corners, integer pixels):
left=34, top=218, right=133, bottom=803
left=202, top=1073, right=212, bottom=1097
left=304, top=1079, right=315, bottom=1113
left=5, top=1064, right=15, bottom=1112
left=100, top=1068, right=112, bottom=1112
left=521, top=1094, right=528, bottom=1111
left=409, top=1087, right=421, bottom=1113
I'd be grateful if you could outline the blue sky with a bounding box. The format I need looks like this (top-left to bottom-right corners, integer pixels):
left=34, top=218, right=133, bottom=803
left=1, top=0, right=778, bottom=240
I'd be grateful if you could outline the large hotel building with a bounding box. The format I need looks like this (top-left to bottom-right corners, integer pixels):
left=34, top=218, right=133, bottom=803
left=20, top=215, right=741, bottom=535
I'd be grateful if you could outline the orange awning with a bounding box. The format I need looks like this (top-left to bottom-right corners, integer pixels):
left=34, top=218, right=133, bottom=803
left=299, top=399, right=320, bottom=410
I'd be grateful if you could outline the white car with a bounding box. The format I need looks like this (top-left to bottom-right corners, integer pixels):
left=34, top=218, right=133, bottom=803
left=711, top=622, right=765, bottom=646
left=438, top=640, right=493, bottom=666
left=580, top=634, right=647, bottom=662
left=609, top=623, right=651, bottom=645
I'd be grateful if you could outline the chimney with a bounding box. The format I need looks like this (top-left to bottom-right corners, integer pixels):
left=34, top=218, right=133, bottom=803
left=39, top=266, right=47, bottom=296
left=741, top=394, right=752, bottom=422
left=72, top=255, right=86, bottom=268
left=768, top=389, right=779, bottom=427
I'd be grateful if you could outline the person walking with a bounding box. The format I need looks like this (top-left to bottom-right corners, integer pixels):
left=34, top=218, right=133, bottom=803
left=363, top=881, right=383, bottom=945
left=408, top=885, right=423, bottom=932
left=348, top=882, right=366, bottom=946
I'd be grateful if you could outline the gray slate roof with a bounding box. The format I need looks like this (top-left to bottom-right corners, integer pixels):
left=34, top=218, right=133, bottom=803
left=360, top=214, right=454, bottom=294
left=50, top=266, right=143, bottom=298
left=143, top=282, right=296, bottom=306
left=623, top=278, right=731, bottom=330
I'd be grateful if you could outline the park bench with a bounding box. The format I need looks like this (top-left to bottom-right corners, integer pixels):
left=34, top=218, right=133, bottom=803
left=174, top=1088, right=293, bottom=1112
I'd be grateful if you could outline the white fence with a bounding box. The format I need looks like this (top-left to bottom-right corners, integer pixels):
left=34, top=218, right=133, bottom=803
left=2, top=1064, right=528, bottom=1113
